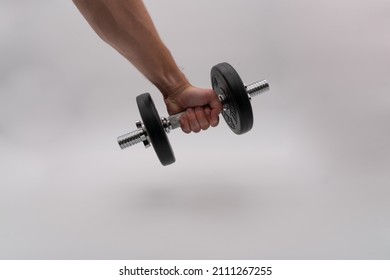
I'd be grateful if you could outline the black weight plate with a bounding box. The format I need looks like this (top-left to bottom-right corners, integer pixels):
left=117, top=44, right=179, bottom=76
left=136, top=93, right=175, bottom=166
left=211, top=62, right=253, bottom=135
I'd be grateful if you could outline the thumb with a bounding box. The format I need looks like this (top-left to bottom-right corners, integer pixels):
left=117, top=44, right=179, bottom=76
left=205, top=89, right=222, bottom=127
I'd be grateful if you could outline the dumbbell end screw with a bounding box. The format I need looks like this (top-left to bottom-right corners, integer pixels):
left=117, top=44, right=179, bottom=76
left=117, top=122, right=150, bottom=149
left=246, top=80, right=270, bottom=100
left=117, top=130, right=143, bottom=149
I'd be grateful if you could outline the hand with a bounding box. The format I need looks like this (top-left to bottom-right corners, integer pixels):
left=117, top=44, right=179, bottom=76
left=164, top=85, right=223, bottom=133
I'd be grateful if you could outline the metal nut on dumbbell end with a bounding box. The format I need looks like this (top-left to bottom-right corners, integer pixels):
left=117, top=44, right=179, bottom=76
left=116, top=62, right=270, bottom=166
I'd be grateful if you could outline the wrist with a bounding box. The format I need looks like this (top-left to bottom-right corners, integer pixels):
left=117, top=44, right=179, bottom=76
left=154, top=71, right=190, bottom=99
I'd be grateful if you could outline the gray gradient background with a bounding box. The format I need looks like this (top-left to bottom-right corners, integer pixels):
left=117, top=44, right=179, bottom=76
left=1, top=0, right=389, bottom=259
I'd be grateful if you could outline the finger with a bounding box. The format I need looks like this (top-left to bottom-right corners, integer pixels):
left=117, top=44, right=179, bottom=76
left=194, top=107, right=209, bottom=131
left=209, top=91, right=224, bottom=113
left=204, top=107, right=212, bottom=125
left=186, top=108, right=201, bottom=133
left=179, top=114, right=191, bottom=134
left=210, top=108, right=220, bottom=127
left=207, top=90, right=223, bottom=127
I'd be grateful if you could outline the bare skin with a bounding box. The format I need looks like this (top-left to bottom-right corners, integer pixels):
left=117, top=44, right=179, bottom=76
left=72, top=0, right=222, bottom=133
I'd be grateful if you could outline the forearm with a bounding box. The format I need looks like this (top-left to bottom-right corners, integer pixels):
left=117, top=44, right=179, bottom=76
left=73, top=0, right=189, bottom=97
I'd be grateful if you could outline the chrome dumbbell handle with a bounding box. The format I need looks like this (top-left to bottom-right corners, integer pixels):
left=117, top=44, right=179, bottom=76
left=165, top=112, right=185, bottom=131
left=117, top=79, right=269, bottom=150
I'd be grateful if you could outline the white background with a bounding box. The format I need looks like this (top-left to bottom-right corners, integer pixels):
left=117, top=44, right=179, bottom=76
left=1, top=0, right=389, bottom=259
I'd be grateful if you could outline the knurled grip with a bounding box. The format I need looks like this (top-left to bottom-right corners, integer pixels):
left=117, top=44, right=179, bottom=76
left=167, top=112, right=186, bottom=130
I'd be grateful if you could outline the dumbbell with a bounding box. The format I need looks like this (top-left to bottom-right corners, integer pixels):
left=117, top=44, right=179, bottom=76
left=117, top=62, right=270, bottom=166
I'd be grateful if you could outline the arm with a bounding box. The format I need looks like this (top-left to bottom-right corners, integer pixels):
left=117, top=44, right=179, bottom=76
left=72, top=0, right=222, bottom=133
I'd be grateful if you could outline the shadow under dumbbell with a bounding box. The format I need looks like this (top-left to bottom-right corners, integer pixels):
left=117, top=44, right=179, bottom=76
left=126, top=182, right=263, bottom=218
